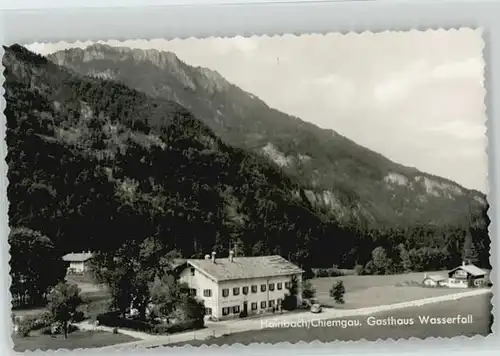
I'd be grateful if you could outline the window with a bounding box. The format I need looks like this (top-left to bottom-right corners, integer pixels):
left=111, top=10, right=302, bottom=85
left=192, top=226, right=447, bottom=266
left=222, top=289, right=229, bottom=297
left=277, top=283, right=283, bottom=290
left=269, top=300, right=275, bottom=307
left=203, top=289, right=212, bottom=297
left=233, top=306, right=240, bottom=314
left=269, top=283, right=275, bottom=291
left=189, top=288, right=197, bottom=296
left=285, top=281, right=291, bottom=289
left=251, top=302, right=258, bottom=311
left=261, top=284, right=267, bottom=292
left=251, top=285, right=258, bottom=293
left=190, top=268, right=195, bottom=276
left=261, top=301, right=267, bottom=309
left=205, top=307, right=212, bottom=315
left=277, top=298, right=283, bottom=306
left=233, top=287, right=240, bottom=296
left=243, top=286, right=249, bottom=295
left=222, top=307, right=229, bottom=316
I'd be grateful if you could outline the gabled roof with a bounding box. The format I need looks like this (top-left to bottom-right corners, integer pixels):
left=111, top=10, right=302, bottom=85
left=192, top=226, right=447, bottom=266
left=449, top=264, right=486, bottom=277
left=424, top=274, right=446, bottom=282
left=186, top=255, right=304, bottom=282
left=63, top=252, right=94, bottom=262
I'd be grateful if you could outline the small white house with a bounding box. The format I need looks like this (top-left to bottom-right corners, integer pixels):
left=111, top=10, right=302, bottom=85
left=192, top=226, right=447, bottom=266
left=63, top=252, right=94, bottom=274
left=177, top=252, right=304, bottom=320
left=422, top=274, right=447, bottom=287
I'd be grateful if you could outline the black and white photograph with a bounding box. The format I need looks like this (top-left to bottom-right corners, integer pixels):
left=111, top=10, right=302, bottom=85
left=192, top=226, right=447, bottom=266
left=4, top=28, right=492, bottom=351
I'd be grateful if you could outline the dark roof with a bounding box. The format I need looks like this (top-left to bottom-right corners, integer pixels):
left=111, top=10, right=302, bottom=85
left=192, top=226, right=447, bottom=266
left=63, top=252, right=94, bottom=262
left=187, top=255, right=304, bottom=282
left=449, top=264, right=486, bottom=277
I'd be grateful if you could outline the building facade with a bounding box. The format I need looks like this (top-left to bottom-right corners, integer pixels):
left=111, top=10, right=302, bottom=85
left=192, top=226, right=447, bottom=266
left=178, top=252, right=304, bottom=320
left=447, top=262, right=486, bottom=288
left=63, top=252, right=94, bottom=274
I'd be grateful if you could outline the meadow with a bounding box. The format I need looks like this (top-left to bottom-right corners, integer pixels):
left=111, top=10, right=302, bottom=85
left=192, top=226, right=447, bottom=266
left=310, top=271, right=478, bottom=309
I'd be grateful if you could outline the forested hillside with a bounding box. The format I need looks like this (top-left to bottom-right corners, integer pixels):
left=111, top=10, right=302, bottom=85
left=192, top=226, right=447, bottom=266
left=5, top=43, right=491, bottom=288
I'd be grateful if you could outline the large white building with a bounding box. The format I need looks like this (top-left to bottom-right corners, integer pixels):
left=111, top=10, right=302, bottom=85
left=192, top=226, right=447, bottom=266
left=177, top=252, right=304, bottom=320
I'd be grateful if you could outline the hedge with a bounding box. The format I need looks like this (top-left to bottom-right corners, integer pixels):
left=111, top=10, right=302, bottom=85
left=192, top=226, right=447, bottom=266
left=96, top=312, right=204, bottom=334
left=96, top=312, right=153, bottom=332
left=152, top=319, right=204, bottom=334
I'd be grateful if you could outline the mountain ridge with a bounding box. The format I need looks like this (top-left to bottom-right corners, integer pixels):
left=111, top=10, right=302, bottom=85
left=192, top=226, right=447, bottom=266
left=48, top=43, right=485, bottom=193
left=47, top=44, right=488, bottom=230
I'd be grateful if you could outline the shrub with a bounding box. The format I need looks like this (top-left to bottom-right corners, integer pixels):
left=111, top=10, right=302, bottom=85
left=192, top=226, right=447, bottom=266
left=40, top=326, right=52, bottom=335
left=96, top=312, right=153, bottom=332
left=282, top=294, right=297, bottom=311
left=71, top=311, right=85, bottom=323
left=112, top=327, right=119, bottom=334
left=313, top=268, right=345, bottom=278
left=16, top=312, right=53, bottom=337
left=68, top=324, right=79, bottom=333
left=152, top=319, right=203, bottom=335
left=17, top=322, right=32, bottom=338
left=329, top=281, right=345, bottom=304
left=354, top=264, right=364, bottom=275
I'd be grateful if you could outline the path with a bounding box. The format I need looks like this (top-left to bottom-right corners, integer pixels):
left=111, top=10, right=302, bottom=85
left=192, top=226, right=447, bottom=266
left=94, top=288, right=491, bottom=350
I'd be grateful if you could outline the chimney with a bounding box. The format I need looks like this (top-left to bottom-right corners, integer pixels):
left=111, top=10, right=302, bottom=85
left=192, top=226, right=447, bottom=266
left=211, top=251, right=216, bottom=263
left=462, top=261, right=466, bottom=266
left=229, top=250, right=234, bottom=262
left=424, top=273, right=427, bottom=279
left=204, top=254, right=210, bottom=260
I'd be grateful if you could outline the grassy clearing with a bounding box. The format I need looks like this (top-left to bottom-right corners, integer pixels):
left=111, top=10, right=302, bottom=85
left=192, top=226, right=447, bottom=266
left=171, top=293, right=492, bottom=346
left=13, top=330, right=138, bottom=352
left=12, top=274, right=111, bottom=321
left=310, top=272, right=475, bottom=309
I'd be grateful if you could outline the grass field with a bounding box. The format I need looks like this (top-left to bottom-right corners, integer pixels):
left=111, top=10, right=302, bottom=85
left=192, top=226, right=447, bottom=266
left=13, top=330, right=138, bottom=352
left=310, top=271, right=477, bottom=308
left=171, top=293, right=492, bottom=346
left=12, top=274, right=111, bottom=321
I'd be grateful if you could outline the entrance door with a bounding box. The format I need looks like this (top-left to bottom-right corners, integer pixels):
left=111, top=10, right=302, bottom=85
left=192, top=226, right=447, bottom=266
left=243, top=301, right=248, bottom=315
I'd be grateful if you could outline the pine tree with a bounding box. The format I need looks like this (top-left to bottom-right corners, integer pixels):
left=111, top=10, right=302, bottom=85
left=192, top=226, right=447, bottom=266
left=329, top=281, right=345, bottom=304
left=462, top=233, right=479, bottom=265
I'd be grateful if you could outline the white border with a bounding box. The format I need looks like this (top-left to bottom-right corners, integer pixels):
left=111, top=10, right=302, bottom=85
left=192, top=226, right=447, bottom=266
left=0, top=0, right=498, bottom=355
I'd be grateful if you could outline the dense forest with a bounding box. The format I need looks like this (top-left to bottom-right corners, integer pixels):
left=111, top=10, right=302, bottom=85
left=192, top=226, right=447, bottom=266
left=4, top=44, right=491, bottom=305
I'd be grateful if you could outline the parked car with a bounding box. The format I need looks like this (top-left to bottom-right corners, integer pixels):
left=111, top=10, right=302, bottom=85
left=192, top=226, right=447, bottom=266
left=310, top=304, right=322, bottom=313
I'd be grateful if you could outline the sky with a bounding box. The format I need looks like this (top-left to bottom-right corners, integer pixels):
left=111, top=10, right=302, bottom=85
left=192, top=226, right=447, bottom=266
left=27, top=28, right=488, bottom=192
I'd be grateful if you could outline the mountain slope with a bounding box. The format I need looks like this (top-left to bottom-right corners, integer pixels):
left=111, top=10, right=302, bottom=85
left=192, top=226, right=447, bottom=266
left=4, top=44, right=333, bottom=269
left=49, top=44, right=488, bottom=229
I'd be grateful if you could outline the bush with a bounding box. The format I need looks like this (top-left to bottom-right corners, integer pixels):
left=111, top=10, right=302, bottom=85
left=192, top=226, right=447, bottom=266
left=68, top=324, right=79, bottom=333
left=112, top=327, right=119, bottom=334
left=312, top=268, right=345, bottom=278
left=96, top=312, right=153, bottom=332
left=152, top=319, right=203, bottom=335
left=354, top=264, right=364, bottom=275
left=329, top=281, right=345, bottom=304
left=40, top=326, right=52, bottom=335
left=17, top=322, right=32, bottom=338
left=282, top=294, right=297, bottom=311
left=16, top=312, right=53, bottom=337
left=71, top=311, right=85, bottom=323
